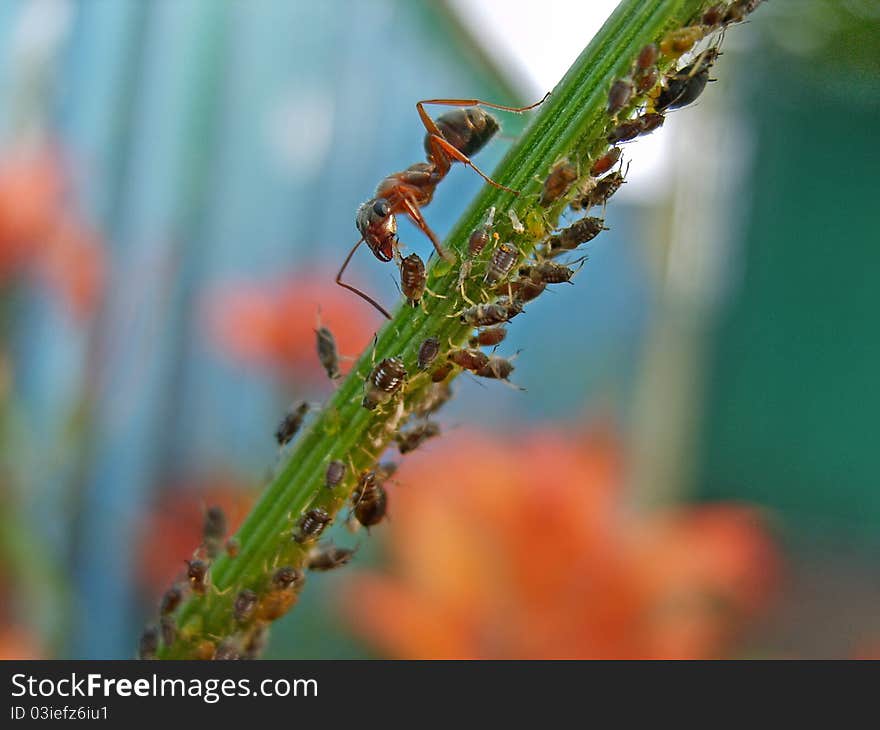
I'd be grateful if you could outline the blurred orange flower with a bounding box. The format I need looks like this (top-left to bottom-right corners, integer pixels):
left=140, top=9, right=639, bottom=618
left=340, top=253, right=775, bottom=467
left=343, top=426, right=779, bottom=659
left=0, top=145, right=105, bottom=319
left=0, top=625, right=43, bottom=660
left=204, top=273, right=380, bottom=381
left=137, top=473, right=255, bottom=596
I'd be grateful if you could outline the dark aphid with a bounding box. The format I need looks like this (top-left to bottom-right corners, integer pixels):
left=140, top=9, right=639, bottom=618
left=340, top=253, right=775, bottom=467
left=636, top=42, right=659, bottom=71
left=656, top=49, right=719, bottom=112
left=607, top=79, right=634, bottom=116
left=400, top=252, right=427, bottom=306
left=275, top=401, right=310, bottom=446
left=448, top=347, right=490, bottom=373
left=590, top=147, right=621, bottom=177
left=544, top=217, right=608, bottom=255
left=539, top=160, right=578, bottom=206
left=459, top=300, right=523, bottom=327
left=590, top=171, right=626, bottom=207
left=468, top=207, right=496, bottom=256
left=225, top=538, right=240, bottom=558
left=325, top=459, right=347, bottom=489
left=363, top=356, right=407, bottom=410
left=476, top=355, right=516, bottom=381
left=417, top=381, right=453, bottom=415
left=256, top=566, right=303, bottom=622
left=234, top=589, right=259, bottom=624
left=160, top=584, right=184, bottom=616
left=525, top=261, right=577, bottom=284
left=659, top=25, right=704, bottom=56
left=159, top=615, right=176, bottom=647
left=203, top=505, right=227, bottom=560
left=307, top=544, right=357, bottom=572
left=417, top=336, right=441, bottom=370
left=503, top=278, right=546, bottom=303
left=295, top=508, right=331, bottom=543
left=272, top=565, right=303, bottom=590
left=431, top=361, right=454, bottom=383
left=353, top=471, right=388, bottom=528
left=395, top=420, right=441, bottom=454
left=185, top=559, right=210, bottom=595
left=213, top=638, right=241, bottom=661
left=485, top=242, right=520, bottom=284
left=635, top=67, right=659, bottom=94
left=242, top=625, right=269, bottom=660
left=702, top=3, right=726, bottom=26
left=138, top=625, right=159, bottom=660
left=469, top=326, right=507, bottom=348
left=316, top=325, right=341, bottom=380
left=607, top=112, right=665, bottom=144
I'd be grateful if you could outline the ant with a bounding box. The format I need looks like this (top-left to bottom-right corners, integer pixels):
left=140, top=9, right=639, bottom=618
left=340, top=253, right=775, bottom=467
left=337, top=95, right=548, bottom=319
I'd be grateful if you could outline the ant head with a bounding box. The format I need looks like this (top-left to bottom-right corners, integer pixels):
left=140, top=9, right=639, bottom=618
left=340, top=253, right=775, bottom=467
left=357, top=198, right=397, bottom=262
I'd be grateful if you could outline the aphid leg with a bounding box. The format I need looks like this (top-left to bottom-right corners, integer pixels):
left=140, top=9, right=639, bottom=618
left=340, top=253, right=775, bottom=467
left=336, top=237, right=392, bottom=319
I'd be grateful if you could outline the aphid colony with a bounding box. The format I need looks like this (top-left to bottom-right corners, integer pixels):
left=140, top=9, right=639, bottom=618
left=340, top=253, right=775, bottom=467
left=146, top=0, right=764, bottom=659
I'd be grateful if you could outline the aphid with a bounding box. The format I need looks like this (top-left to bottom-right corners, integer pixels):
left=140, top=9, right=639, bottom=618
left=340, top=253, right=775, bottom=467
left=635, top=67, right=659, bottom=94
left=363, top=356, right=407, bottom=410
left=325, top=459, right=347, bottom=489
left=400, top=252, right=427, bottom=306
left=543, top=217, right=608, bottom=255
left=275, top=401, right=310, bottom=446
left=256, top=566, right=303, bottom=622
left=523, top=261, right=577, bottom=284
left=185, top=559, right=209, bottom=596
left=589, top=171, right=626, bottom=207
left=234, top=589, right=259, bottom=624
left=502, top=278, right=546, bottom=303
left=459, top=300, right=523, bottom=327
left=485, top=242, right=520, bottom=284
left=295, top=508, right=331, bottom=543
left=431, top=362, right=454, bottom=383
left=655, top=49, right=719, bottom=112
left=607, top=79, right=634, bottom=116
left=138, top=625, right=159, bottom=660
left=337, top=96, right=547, bottom=318
left=469, top=326, right=507, bottom=348
left=242, top=625, right=269, bottom=660
left=636, top=43, right=659, bottom=71
left=476, top=354, right=517, bottom=381
left=213, top=638, right=241, bottom=661
left=448, top=347, right=490, bottom=373
left=395, top=420, right=441, bottom=454
left=417, top=336, right=441, bottom=370
left=590, top=148, right=621, bottom=178
left=307, top=544, right=357, bottom=572
left=160, top=584, right=184, bottom=616
left=352, top=471, right=388, bottom=528
left=539, top=160, right=578, bottom=206
left=724, top=0, right=764, bottom=24
left=702, top=3, right=726, bottom=26
left=468, top=208, right=495, bottom=256
left=607, top=112, right=665, bottom=144
left=315, top=324, right=341, bottom=380
left=225, top=538, right=240, bottom=558
left=659, top=26, right=704, bottom=56
left=159, top=615, right=176, bottom=647
left=203, top=505, right=227, bottom=560
left=417, top=381, right=453, bottom=415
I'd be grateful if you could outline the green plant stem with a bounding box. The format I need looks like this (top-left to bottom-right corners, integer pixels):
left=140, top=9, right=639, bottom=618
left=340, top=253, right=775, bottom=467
left=160, top=0, right=715, bottom=658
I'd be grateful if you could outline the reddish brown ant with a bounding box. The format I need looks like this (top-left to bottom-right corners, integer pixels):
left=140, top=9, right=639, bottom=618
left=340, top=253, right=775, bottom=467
left=295, top=508, right=331, bottom=543
left=337, top=96, right=548, bottom=318
left=363, top=356, right=407, bottom=410
left=395, top=420, right=441, bottom=454
left=539, top=160, right=578, bottom=206
left=469, top=326, right=507, bottom=348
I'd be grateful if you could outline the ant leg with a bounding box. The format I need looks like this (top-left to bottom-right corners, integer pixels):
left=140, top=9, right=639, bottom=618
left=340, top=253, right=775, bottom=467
left=399, top=197, right=456, bottom=263
left=427, top=134, right=518, bottom=194
left=336, top=237, right=392, bottom=320
left=415, top=94, right=549, bottom=125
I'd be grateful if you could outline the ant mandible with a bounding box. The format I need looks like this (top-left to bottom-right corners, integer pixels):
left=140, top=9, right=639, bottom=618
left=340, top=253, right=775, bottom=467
left=336, top=95, right=548, bottom=319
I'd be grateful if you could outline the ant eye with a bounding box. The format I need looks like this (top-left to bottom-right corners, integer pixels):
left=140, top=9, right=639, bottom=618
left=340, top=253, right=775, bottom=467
left=373, top=200, right=390, bottom=217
